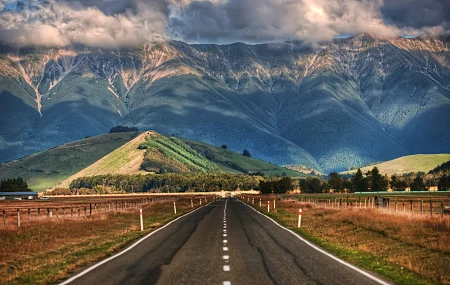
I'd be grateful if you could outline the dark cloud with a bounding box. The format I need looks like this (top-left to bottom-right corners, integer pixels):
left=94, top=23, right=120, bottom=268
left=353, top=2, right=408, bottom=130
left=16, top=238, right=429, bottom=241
left=381, top=0, right=450, bottom=29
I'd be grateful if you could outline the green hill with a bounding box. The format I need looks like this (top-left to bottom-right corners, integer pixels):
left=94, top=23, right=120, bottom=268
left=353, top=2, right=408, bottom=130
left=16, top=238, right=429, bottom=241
left=340, top=154, right=450, bottom=176
left=0, top=132, right=137, bottom=192
left=140, top=134, right=220, bottom=173
left=183, top=139, right=305, bottom=177
left=1, top=131, right=305, bottom=192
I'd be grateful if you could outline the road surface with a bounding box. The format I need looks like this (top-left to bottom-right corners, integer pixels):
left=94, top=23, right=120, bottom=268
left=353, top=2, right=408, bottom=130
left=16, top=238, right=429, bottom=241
left=60, top=198, right=391, bottom=285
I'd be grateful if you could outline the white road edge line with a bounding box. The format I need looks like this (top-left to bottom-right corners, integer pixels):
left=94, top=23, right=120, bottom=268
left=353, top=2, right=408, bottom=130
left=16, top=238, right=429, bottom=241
left=243, top=202, right=391, bottom=285
left=59, top=201, right=213, bottom=285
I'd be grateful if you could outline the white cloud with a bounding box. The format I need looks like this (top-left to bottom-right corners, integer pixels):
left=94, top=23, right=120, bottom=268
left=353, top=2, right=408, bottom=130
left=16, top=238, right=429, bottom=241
left=0, top=0, right=448, bottom=46
left=0, top=0, right=167, bottom=47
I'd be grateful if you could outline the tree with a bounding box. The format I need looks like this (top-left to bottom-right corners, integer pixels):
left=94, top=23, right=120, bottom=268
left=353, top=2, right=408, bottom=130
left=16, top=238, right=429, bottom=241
left=321, top=182, right=330, bottom=193
left=109, top=126, right=138, bottom=133
left=299, top=179, right=309, bottom=193
left=221, top=145, right=227, bottom=150
left=368, top=167, right=387, bottom=192
left=308, top=178, right=322, bottom=193
left=328, top=172, right=342, bottom=192
left=410, top=176, right=425, bottom=191
left=342, top=179, right=354, bottom=193
left=438, top=175, right=450, bottom=191
left=352, top=168, right=368, bottom=192
left=0, top=177, right=30, bottom=192
left=390, top=175, right=398, bottom=191
left=242, top=149, right=251, bottom=157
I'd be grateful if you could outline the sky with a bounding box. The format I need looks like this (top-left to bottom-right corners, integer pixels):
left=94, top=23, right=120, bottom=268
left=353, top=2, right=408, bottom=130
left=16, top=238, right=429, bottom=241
left=0, top=0, right=449, bottom=47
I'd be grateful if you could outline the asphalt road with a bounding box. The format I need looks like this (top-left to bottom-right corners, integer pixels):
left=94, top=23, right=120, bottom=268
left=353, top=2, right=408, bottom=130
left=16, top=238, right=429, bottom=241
left=60, top=198, right=392, bottom=285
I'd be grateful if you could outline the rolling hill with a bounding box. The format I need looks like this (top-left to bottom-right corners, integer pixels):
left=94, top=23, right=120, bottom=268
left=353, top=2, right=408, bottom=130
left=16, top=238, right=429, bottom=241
left=0, top=132, right=137, bottom=192
left=2, top=34, right=450, bottom=172
left=1, top=131, right=303, bottom=192
left=340, top=154, right=450, bottom=176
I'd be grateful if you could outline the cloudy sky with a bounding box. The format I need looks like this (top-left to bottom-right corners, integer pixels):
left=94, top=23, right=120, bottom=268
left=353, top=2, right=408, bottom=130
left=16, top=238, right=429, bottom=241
left=0, top=0, right=449, bottom=46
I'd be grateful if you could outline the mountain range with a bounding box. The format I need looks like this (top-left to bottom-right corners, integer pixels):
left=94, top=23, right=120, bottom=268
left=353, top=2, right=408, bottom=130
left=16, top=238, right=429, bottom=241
left=1, top=33, right=450, bottom=172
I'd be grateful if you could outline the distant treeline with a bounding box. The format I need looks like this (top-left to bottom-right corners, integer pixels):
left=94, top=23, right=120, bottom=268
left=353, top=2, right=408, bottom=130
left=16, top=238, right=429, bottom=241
left=429, top=160, right=450, bottom=175
left=259, top=177, right=294, bottom=194
left=0, top=177, right=30, bottom=192
left=299, top=166, right=450, bottom=193
left=69, top=173, right=261, bottom=193
left=109, top=126, right=139, bottom=133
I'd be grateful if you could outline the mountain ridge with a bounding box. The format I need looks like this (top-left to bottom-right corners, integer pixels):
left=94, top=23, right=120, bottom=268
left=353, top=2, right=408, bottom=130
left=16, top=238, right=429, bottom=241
left=1, top=33, right=449, bottom=172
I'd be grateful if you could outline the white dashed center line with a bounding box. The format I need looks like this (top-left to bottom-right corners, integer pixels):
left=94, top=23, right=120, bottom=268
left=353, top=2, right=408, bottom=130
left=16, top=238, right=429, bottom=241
left=222, top=199, right=231, bottom=284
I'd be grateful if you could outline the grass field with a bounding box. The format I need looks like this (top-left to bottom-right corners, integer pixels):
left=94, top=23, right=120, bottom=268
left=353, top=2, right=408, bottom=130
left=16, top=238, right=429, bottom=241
left=0, top=195, right=208, bottom=285
left=341, top=154, right=450, bottom=176
left=0, top=133, right=137, bottom=192
left=183, top=139, right=305, bottom=177
left=57, top=132, right=151, bottom=189
left=245, top=195, right=450, bottom=285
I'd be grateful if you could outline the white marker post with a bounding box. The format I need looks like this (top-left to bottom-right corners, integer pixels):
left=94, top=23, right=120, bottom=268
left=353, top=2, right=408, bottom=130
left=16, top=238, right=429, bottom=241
left=252, top=198, right=254, bottom=205
left=200, top=199, right=202, bottom=206
left=173, top=202, right=177, bottom=214
left=140, top=208, right=143, bottom=231
left=298, top=209, right=302, bottom=228
left=191, top=199, right=193, bottom=208
left=259, top=199, right=261, bottom=207
left=274, top=199, right=276, bottom=209
left=268, top=201, right=270, bottom=213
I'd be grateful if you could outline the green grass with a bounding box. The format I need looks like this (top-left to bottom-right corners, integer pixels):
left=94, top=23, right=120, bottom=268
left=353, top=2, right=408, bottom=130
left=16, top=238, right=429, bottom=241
left=341, top=154, right=450, bottom=176
left=183, top=139, right=306, bottom=177
left=0, top=133, right=137, bottom=192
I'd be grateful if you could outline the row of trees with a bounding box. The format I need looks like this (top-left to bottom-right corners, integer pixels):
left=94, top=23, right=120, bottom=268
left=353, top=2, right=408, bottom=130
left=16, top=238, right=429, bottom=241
left=0, top=177, right=30, bottom=192
left=300, top=166, right=450, bottom=194
left=259, top=177, right=294, bottom=194
left=69, top=173, right=261, bottom=193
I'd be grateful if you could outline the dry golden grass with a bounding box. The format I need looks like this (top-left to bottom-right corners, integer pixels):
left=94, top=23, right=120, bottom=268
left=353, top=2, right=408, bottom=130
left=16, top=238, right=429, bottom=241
left=250, top=195, right=450, bottom=285
left=0, top=197, right=206, bottom=285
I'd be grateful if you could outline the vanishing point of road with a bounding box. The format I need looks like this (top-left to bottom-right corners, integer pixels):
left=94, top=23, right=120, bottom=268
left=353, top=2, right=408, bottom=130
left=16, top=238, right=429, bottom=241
left=60, top=198, right=392, bottom=285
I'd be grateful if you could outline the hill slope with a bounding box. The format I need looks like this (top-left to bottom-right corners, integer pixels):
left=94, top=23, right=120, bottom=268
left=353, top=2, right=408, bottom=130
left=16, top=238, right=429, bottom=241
left=2, top=34, right=450, bottom=172
left=340, top=154, right=450, bottom=176
left=0, top=132, right=136, bottom=191
left=184, top=139, right=304, bottom=177
left=59, top=132, right=303, bottom=189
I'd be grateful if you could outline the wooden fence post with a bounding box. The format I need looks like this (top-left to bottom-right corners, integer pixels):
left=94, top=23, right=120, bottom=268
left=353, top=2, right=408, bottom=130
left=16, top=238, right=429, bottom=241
left=441, top=202, right=444, bottom=218
left=17, top=209, right=20, bottom=228
left=420, top=200, right=423, bottom=214
left=28, top=208, right=31, bottom=220
left=3, top=210, right=6, bottom=226
left=430, top=200, right=433, bottom=216
left=410, top=200, right=413, bottom=212
left=90, top=204, right=92, bottom=216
